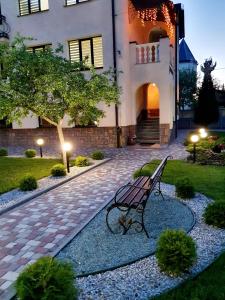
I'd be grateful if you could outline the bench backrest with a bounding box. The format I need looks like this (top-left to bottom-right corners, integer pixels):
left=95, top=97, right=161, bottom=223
left=149, top=155, right=172, bottom=191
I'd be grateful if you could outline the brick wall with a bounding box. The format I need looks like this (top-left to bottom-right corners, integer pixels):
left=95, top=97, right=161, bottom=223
left=0, top=126, right=136, bottom=149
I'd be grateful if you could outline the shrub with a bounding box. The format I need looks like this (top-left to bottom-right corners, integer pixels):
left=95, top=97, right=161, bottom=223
left=19, top=175, right=38, bottom=191
left=204, top=202, right=225, bottom=229
left=51, top=164, right=66, bottom=177
left=25, top=149, right=36, bottom=158
left=175, top=177, right=195, bottom=199
left=0, top=148, right=8, bottom=156
left=16, top=256, right=78, bottom=300
left=156, top=229, right=197, bottom=276
left=74, top=156, right=90, bottom=167
left=91, top=150, right=105, bottom=160
left=133, top=167, right=152, bottom=179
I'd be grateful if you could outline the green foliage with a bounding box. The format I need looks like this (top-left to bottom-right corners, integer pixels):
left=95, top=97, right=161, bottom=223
left=19, top=174, right=38, bottom=191
left=204, top=202, right=225, bottom=228
left=194, top=59, right=219, bottom=126
left=175, top=177, right=195, bottom=199
left=91, top=150, right=105, bottom=160
left=152, top=252, right=225, bottom=300
left=156, top=229, right=197, bottom=276
left=133, top=165, right=152, bottom=179
left=51, top=164, right=66, bottom=177
left=25, top=149, right=36, bottom=158
left=0, top=37, right=119, bottom=127
left=179, top=69, right=198, bottom=110
left=15, top=256, right=78, bottom=300
left=74, top=156, right=90, bottom=167
left=0, top=148, right=8, bottom=156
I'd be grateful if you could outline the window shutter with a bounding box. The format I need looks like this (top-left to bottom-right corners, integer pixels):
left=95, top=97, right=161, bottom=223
left=69, top=40, right=80, bottom=63
left=19, top=0, right=29, bottom=15
left=93, top=37, right=103, bottom=68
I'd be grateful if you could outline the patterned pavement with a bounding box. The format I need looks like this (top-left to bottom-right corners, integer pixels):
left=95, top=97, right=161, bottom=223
left=0, top=137, right=187, bottom=298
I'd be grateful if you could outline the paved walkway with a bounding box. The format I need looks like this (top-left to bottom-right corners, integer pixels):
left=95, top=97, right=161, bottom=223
left=0, top=137, right=187, bottom=298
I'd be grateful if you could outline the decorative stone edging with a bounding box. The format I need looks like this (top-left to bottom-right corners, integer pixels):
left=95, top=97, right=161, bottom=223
left=76, top=184, right=225, bottom=300
left=0, top=158, right=111, bottom=216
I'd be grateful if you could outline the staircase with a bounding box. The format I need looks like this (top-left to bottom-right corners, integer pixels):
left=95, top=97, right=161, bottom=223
left=137, top=110, right=160, bottom=144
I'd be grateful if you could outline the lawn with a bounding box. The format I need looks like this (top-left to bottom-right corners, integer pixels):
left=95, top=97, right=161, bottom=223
left=138, top=160, right=225, bottom=300
left=0, top=157, right=60, bottom=194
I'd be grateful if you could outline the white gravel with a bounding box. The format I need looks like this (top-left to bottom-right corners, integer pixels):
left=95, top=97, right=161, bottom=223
left=77, top=183, right=225, bottom=300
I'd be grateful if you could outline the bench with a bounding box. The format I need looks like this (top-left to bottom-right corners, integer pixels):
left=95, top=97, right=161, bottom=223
left=106, top=155, right=172, bottom=238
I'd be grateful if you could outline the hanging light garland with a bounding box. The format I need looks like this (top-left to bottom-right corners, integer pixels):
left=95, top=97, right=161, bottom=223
left=128, top=0, right=175, bottom=39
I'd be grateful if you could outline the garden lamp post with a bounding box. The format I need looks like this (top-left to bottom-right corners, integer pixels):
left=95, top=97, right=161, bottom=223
left=36, top=138, right=44, bottom=158
left=190, top=134, right=199, bottom=163
left=63, top=142, right=72, bottom=173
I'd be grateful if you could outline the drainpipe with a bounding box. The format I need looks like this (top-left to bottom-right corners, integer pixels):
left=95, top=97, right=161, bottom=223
left=174, top=10, right=179, bottom=139
left=111, top=0, right=121, bottom=148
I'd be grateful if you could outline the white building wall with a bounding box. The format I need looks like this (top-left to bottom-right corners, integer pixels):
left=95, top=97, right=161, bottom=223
left=1, top=0, right=178, bottom=132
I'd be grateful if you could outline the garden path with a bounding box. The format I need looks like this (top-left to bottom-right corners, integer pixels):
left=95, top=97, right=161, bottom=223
left=0, top=135, right=187, bottom=298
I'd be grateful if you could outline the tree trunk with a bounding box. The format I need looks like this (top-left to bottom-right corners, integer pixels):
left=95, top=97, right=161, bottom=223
left=57, top=122, right=67, bottom=167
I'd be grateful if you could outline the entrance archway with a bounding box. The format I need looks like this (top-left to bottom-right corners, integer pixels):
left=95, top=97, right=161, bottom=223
left=147, top=83, right=160, bottom=117
left=149, top=27, right=168, bottom=43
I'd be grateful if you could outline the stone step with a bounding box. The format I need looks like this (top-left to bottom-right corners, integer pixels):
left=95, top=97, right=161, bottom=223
left=137, top=138, right=160, bottom=144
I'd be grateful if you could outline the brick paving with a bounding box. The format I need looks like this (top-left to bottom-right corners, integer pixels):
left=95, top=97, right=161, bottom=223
left=0, top=136, right=187, bottom=298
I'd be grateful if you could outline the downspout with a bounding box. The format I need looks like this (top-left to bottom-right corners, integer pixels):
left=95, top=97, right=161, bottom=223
left=174, top=11, right=179, bottom=139
left=111, top=0, right=120, bottom=148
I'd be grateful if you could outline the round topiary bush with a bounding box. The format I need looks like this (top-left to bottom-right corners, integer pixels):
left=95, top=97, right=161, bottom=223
left=51, top=164, right=66, bottom=177
left=74, top=156, right=90, bottom=167
left=156, top=229, right=197, bottom=276
left=204, top=202, right=225, bottom=228
left=0, top=148, right=8, bottom=156
left=175, top=177, right=195, bottom=199
left=19, top=175, right=38, bottom=191
left=25, top=149, right=36, bottom=158
left=16, top=256, right=78, bottom=300
left=91, top=150, right=105, bottom=160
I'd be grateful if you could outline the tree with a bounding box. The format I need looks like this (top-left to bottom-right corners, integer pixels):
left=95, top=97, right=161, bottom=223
left=179, top=69, right=197, bottom=111
left=194, top=58, right=219, bottom=127
left=0, top=37, right=119, bottom=166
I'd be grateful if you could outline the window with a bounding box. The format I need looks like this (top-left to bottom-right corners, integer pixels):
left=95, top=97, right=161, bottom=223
left=19, top=0, right=49, bottom=16
left=27, top=44, right=51, bottom=53
left=65, top=0, right=89, bottom=6
left=0, top=118, right=12, bottom=129
left=69, top=36, right=103, bottom=68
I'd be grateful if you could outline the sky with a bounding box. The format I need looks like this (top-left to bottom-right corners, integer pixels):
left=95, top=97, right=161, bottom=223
left=174, top=0, right=225, bottom=86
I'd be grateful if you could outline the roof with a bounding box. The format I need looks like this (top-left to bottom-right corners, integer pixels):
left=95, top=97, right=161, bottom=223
left=179, top=39, right=198, bottom=64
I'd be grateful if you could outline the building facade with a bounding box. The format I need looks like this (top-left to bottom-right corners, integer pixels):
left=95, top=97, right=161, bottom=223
left=179, top=39, right=197, bottom=72
left=0, top=0, right=184, bottom=149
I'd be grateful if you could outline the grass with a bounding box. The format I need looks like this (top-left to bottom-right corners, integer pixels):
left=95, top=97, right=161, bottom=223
left=136, top=160, right=225, bottom=300
left=0, top=157, right=60, bottom=194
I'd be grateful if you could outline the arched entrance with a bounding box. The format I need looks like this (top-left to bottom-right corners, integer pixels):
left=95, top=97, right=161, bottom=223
left=136, top=83, right=160, bottom=145
left=149, top=27, right=168, bottom=43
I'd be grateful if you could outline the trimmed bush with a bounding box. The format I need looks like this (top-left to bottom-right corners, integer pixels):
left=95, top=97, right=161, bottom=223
left=133, top=167, right=152, bottom=179
left=91, top=150, right=105, bottom=160
left=19, top=175, right=38, bottom=191
left=204, top=202, right=225, bottom=229
left=16, top=256, right=78, bottom=300
left=51, top=164, right=66, bottom=177
left=74, top=156, right=90, bottom=167
left=175, top=177, right=195, bottom=199
left=156, top=229, right=197, bottom=276
left=25, top=149, right=36, bottom=158
left=0, top=148, right=8, bottom=156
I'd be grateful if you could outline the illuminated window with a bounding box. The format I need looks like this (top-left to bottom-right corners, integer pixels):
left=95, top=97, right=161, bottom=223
left=19, top=0, right=49, bottom=16
left=27, top=44, right=51, bottom=53
left=65, top=0, right=89, bottom=6
left=68, top=36, right=103, bottom=68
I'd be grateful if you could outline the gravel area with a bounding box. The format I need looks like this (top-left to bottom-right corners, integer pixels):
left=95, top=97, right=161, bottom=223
left=76, top=183, right=225, bottom=300
left=57, top=194, right=195, bottom=276
left=0, top=158, right=110, bottom=213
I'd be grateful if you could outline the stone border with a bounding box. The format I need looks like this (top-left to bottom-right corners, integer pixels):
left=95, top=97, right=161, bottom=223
left=0, top=158, right=111, bottom=217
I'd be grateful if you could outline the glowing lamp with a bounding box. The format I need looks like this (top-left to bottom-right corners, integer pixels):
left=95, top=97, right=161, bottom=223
left=190, top=134, right=199, bottom=144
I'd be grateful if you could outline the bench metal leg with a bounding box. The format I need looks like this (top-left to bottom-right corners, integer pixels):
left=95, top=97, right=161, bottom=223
left=154, top=181, right=165, bottom=201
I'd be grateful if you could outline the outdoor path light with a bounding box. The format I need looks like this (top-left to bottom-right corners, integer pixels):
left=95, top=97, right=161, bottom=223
left=190, top=134, right=199, bottom=163
left=36, top=138, right=44, bottom=158
left=63, top=142, right=72, bottom=173
left=199, top=128, right=208, bottom=139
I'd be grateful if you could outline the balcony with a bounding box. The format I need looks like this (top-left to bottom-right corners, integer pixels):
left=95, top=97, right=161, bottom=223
left=136, top=42, right=160, bottom=64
